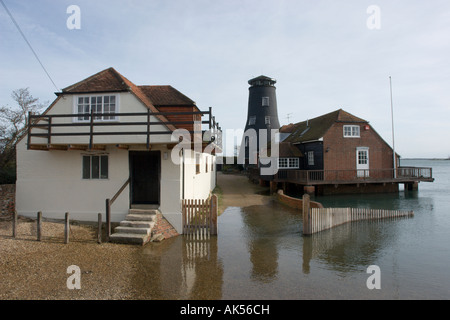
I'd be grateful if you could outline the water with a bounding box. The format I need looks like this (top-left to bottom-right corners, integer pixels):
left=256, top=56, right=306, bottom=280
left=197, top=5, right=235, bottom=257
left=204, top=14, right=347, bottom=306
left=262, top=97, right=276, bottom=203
left=138, top=159, right=450, bottom=299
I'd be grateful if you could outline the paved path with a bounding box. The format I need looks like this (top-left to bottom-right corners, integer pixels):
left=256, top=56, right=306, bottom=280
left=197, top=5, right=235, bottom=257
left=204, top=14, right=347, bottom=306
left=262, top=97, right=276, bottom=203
left=216, top=172, right=272, bottom=213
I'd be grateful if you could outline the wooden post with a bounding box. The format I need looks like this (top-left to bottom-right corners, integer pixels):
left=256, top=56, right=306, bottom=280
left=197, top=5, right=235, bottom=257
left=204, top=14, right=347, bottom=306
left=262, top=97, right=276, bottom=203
left=12, top=210, right=17, bottom=238
left=302, top=194, right=311, bottom=235
left=89, top=108, right=94, bottom=149
left=210, top=194, right=218, bottom=235
left=37, top=211, right=42, bottom=241
left=106, top=199, right=111, bottom=241
left=97, top=213, right=102, bottom=244
left=64, top=212, right=69, bottom=244
left=146, top=109, right=151, bottom=150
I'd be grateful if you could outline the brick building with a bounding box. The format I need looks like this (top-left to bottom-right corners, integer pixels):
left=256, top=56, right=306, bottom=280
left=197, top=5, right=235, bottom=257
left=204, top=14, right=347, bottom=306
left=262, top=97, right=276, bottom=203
left=260, top=109, right=433, bottom=195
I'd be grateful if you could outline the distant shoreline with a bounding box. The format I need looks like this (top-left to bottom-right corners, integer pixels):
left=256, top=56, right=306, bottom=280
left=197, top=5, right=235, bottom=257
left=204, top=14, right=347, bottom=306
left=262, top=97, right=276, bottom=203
left=402, top=158, right=450, bottom=160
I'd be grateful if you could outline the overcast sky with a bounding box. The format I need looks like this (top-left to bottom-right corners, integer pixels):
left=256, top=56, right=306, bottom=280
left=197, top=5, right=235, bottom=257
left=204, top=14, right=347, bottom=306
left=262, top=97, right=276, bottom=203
left=1, top=0, right=449, bottom=158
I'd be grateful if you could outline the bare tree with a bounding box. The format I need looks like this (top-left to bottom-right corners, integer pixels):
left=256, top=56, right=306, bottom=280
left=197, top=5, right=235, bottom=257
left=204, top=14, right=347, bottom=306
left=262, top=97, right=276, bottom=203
left=0, top=88, right=45, bottom=181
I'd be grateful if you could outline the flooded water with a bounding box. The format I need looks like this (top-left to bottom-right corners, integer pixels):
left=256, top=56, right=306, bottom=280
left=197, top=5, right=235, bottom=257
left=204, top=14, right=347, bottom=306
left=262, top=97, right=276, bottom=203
left=137, top=159, right=450, bottom=299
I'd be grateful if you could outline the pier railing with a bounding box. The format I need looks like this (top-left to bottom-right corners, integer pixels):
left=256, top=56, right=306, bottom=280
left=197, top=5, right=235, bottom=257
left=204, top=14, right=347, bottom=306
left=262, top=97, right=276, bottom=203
left=275, top=167, right=433, bottom=185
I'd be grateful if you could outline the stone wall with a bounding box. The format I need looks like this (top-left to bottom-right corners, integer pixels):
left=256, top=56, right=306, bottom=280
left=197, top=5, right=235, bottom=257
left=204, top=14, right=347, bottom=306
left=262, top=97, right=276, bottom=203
left=0, top=184, right=15, bottom=216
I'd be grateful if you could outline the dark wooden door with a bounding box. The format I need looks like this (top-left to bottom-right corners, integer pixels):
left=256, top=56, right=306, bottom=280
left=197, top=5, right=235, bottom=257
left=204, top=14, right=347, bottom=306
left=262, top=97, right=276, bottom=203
left=129, top=151, right=160, bottom=205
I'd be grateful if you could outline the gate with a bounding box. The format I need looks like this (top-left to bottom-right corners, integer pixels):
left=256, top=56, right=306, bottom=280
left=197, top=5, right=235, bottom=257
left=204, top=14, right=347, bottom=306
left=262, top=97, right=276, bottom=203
left=182, top=194, right=218, bottom=238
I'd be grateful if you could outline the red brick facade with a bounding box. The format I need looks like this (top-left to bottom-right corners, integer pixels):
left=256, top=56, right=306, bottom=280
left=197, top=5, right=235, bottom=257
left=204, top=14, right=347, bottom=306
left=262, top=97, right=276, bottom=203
left=323, top=123, right=395, bottom=172
left=152, top=212, right=180, bottom=239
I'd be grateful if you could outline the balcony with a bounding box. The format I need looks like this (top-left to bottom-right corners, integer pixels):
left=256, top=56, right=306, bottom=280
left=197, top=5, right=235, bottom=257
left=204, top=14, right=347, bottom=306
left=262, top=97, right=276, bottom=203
left=26, top=108, right=222, bottom=151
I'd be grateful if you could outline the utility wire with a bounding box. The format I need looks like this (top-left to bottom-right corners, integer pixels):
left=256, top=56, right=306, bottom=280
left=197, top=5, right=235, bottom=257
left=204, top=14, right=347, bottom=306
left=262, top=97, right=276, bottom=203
left=1, top=0, right=60, bottom=92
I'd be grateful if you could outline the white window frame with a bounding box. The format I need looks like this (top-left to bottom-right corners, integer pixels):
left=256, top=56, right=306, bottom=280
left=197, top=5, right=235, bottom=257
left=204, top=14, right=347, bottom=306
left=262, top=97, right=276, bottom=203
left=307, top=151, right=314, bottom=166
left=278, top=157, right=299, bottom=169
left=265, top=116, right=270, bottom=125
left=343, top=125, right=360, bottom=138
left=248, top=116, right=256, bottom=125
left=262, top=97, right=269, bottom=106
left=73, top=94, right=119, bottom=122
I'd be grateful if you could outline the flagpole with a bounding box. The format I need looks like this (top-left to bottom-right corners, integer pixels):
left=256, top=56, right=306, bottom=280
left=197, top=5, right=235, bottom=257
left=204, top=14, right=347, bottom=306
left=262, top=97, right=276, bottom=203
left=389, top=76, right=397, bottom=178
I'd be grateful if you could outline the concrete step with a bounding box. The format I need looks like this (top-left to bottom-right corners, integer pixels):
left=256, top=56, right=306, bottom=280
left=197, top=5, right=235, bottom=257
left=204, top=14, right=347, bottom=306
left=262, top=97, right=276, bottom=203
left=129, top=208, right=159, bottom=215
left=126, top=214, right=156, bottom=221
left=109, top=233, right=151, bottom=245
left=114, top=226, right=151, bottom=235
left=109, top=208, right=160, bottom=245
left=120, top=220, right=155, bottom=229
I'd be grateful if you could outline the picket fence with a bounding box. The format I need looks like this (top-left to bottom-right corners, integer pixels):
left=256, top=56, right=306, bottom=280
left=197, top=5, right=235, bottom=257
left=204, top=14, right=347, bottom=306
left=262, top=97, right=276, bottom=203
left=302, top=194, right=413, bottom=235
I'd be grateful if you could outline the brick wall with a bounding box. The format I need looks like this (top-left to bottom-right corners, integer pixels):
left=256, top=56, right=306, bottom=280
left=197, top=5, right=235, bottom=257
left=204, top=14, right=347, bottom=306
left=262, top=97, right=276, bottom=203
left=152, top=212, right=179, bottom=239
left=323, top=123, right=394, bottom=171
left=0, top=184, right=15, bottom=216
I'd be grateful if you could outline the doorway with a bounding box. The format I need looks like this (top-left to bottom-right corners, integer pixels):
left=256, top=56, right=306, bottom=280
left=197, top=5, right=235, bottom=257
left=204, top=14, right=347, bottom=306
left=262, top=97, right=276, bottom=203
left=129, top=151, right=161, bottom=205
left=356, top=147, right=369, bottom=178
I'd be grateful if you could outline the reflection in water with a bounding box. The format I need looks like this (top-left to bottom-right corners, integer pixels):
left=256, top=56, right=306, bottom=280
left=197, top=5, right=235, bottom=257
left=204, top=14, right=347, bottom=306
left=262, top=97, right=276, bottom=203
left=127, top=161, right=450, bottom=299
left=134, top=236, right=223, bottom=299
left=130, top=187, right=445, bottom=299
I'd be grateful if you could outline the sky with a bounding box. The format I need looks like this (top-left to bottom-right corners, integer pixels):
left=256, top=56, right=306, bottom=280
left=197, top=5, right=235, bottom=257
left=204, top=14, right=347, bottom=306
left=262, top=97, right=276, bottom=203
left=1, top=0, right=449, bottom=158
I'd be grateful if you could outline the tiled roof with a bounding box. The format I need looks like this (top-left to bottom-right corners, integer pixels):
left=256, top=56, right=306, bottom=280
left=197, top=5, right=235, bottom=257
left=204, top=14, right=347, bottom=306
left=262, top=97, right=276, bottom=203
left=61, top=67, right=130, bottom=93
left=284, top=109, right=368, bottom=143
left=60, top=67, right=205, bottom=131
left=138, top=85, right=196, bottom=106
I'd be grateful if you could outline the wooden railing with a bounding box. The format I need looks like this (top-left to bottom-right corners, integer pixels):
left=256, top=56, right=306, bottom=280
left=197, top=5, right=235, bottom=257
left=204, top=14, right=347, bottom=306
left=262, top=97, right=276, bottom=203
left=105, top=177, right=130, bottom=241
left=275, top=167, right=433, bottom=184
left=27, top=108, right=222, bottom=150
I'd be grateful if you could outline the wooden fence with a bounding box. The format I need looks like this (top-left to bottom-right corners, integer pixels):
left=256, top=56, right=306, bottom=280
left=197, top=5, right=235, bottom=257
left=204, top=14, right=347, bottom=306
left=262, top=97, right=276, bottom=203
left=302, top=194, right=413, bottom=235
left=182, top=194, right=218, bottom=239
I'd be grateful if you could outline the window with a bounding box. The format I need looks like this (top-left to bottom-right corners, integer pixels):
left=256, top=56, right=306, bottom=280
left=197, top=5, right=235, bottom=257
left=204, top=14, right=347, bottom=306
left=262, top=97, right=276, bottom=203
left=265, top=116, right=270, bottom=125
left=278, top=158, right=288, bottom=168
left=248, top=116, right=256, bottom=125
left=82, top=155, right=108, bottom=179
left=262, top=97, right=269, bottom=106
left=278, top=157, right=299, bottom=169
left=358, top=150, right=368, bottom=165
left=289, top=158, right=299, bottom=168
left=343, top=125, right=360, bottom=137
left=76, top=95, right=117, bottom=121
left=307, top=151, right=314, bottom=166
left=205, top=157, right=209, bottom=173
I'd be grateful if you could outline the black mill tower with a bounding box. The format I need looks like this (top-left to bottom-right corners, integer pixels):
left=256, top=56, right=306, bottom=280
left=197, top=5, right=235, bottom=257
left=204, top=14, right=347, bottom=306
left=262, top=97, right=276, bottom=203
left=241, top=75, right=280, bottom=165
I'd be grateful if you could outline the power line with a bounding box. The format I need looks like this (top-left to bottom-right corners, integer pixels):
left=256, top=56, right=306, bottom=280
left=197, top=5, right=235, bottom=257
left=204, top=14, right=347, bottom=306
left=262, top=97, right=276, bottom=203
left=1, top=0, right=60, bottom=92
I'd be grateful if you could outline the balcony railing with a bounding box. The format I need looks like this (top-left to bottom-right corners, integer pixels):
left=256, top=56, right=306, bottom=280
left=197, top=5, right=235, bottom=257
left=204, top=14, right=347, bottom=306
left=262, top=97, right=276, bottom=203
left=273, top=167, right=433, bottom=185
left=26, top=108, right=222, bottom=150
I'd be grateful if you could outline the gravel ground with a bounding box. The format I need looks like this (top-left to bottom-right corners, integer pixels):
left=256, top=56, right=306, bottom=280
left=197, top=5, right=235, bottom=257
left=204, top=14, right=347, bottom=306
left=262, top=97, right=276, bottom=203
left=0, top=215, right=144, bottom=300
left=0, top=173, right=272, bottom=300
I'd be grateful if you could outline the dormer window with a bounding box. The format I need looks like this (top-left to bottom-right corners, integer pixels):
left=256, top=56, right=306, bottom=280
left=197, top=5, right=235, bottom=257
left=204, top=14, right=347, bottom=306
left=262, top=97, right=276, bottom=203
left=248, top=116, right=256, bottom=125
left=262, top=97, right=269, bottom=106
left=75, top=94, right=118, bottom=121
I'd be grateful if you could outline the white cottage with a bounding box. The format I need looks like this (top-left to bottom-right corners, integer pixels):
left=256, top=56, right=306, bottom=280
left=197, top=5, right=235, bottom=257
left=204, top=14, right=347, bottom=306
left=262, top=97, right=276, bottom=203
left=16, top=68, right=221, bottom=244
